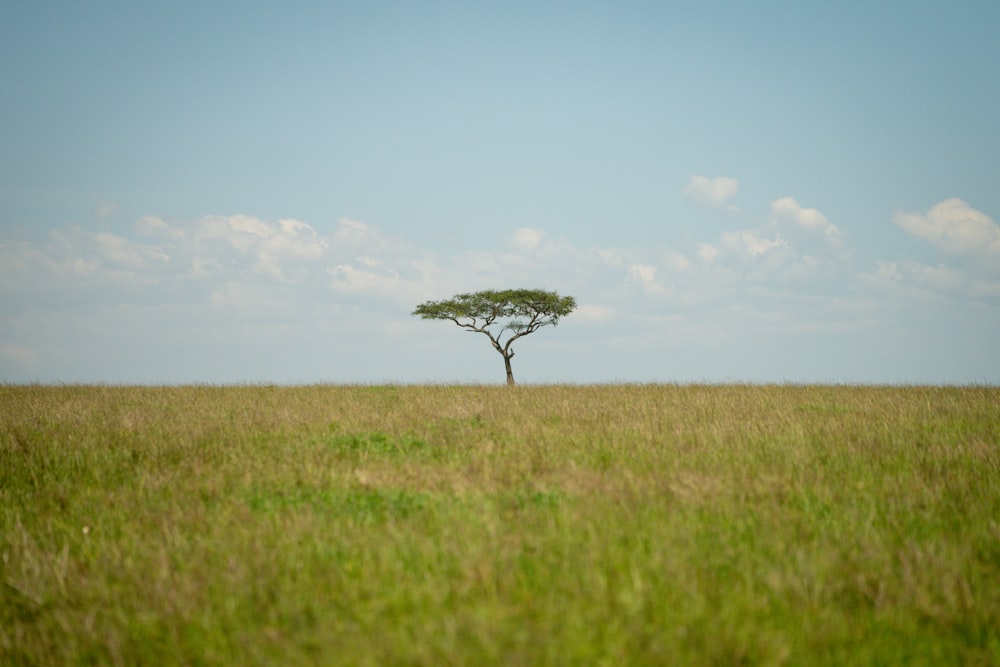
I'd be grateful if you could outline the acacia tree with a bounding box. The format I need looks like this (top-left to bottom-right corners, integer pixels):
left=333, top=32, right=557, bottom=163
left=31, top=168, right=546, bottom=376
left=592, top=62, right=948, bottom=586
left=412, top=288, right=576, bottom=385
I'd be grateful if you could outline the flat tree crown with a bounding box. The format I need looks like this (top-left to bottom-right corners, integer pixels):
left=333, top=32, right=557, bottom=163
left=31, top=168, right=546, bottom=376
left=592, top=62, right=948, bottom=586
left=412, top=288, right=576, bottom=327
left=412, top=288, right=576, bottom=385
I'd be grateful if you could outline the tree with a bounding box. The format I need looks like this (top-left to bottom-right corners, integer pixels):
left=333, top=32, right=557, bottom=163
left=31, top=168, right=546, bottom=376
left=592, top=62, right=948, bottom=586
left=412, top=289, right=577, bottom=385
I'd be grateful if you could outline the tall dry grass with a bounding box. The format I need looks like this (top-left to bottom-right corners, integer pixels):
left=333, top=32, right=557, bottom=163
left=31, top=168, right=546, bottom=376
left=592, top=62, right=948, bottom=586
left=2, top=384, right=998, bottom=665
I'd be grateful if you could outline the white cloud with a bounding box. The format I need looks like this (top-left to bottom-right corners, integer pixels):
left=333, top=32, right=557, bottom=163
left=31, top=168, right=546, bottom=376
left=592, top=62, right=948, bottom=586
left=329, top=218, right=421, bottom=262
left=693, top=196, right=844, bottom=287
left=512, top=227, right=544, bottom=250
left=861, top=200, right=1000, bottom=306
left=333, top=218, right=376, bottom=246
left=771, top=197, right=828, bottom=229
left=198, top=215, right=262, bottom=252
left=697, top=243, right=719, bottom=262
left=95, top=232, right=170, bottom=270
left=136, top=215, right=184, bottom=240
left=721, top=230, right=787, bottom=257
left=770, top=196, right=841, bottom=243
left=329, top=262, right=419, bottom=303
left=662, top=251, right=692, bottom=271
left=194, top=215, right=327, bottom=280
left=256, top=218, right=327, bottom=278
left=4, top=204, right=998, bottom=383
left=865, top=261, right=902, bottom=284
left=894, top=198, right=1000, bottom=258
left=3, top=202, right=856, bottom=328
left=628, top=263, right=656, bottom=283
left=226, top=214, right=273, bottom=238
left=200, top=213, right=293, bottom=247
left=627, top=263, right=668, bottom=294
left=858, top=260, right=981, bottom=300
left=684, top=175, right=739, bottom=212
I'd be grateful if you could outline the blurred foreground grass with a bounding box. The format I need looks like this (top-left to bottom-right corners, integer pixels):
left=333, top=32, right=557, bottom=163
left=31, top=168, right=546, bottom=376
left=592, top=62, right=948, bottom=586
left=2, top=384, right=999, bottom=665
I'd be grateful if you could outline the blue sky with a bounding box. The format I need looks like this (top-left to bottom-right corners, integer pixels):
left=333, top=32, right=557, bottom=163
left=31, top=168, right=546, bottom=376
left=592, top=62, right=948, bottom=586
left=2, top=1, right=998, bottom=384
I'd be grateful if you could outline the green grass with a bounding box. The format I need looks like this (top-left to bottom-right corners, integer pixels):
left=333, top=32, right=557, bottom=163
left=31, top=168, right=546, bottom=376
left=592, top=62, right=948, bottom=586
left=2, top=384, right=998, bottom=665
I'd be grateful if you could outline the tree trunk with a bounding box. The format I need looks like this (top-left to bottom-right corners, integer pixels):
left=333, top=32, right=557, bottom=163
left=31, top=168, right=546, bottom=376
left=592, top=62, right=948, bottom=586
left=504, top=354, right=515, bottom=385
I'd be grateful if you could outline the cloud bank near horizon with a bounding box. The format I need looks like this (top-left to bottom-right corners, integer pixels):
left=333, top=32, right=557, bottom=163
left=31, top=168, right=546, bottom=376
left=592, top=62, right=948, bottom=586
left=2, top=190, right=998, bottom=383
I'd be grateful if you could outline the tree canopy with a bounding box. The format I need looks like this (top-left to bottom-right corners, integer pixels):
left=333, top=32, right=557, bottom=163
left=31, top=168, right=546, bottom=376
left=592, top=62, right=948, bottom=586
left=412, top=289, right=576, bottom=384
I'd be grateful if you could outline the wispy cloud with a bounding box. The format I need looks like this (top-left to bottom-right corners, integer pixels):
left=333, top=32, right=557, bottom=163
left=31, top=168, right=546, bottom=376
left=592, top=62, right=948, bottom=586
left=858, top=257, right=1000, bottom=301
left=0, top=200, right=855, bottom=321
left=684, top=175, right=740, bottom=212
left=136, top=215, right=185, bottom=240
left=511, top=227, right=544, bottom=250
left=696, top=243, right=719, bottom=262
left=96, top=231, right=170, bottom=270
left=93, top=196, right=118, bottom=219
left=3, top=193, right=996, bottom=383
left=720, top=230, right=788, bottom=258
left=627, top=263, right=668, bottom=294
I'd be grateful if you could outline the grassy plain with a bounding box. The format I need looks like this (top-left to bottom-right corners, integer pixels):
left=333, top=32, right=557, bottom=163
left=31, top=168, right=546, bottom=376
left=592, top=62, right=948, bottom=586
left=1, top=383, right=999, bottom=665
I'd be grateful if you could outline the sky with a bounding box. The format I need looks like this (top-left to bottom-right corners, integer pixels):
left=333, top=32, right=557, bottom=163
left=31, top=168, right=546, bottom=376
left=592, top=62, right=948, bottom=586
left=1, top=1, right=999, bottom=384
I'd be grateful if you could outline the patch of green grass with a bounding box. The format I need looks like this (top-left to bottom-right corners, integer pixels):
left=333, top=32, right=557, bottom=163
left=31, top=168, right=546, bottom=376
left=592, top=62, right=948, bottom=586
left=247, top=486, right=429, bottom=521
left=321, top=430, right=433, bottom=457
left=1, top=384, right=999, bottom=665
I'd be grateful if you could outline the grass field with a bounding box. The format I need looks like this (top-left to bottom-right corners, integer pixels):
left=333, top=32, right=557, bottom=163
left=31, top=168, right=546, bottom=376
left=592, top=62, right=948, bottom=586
left=2, top=383, right=998, bottom=665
